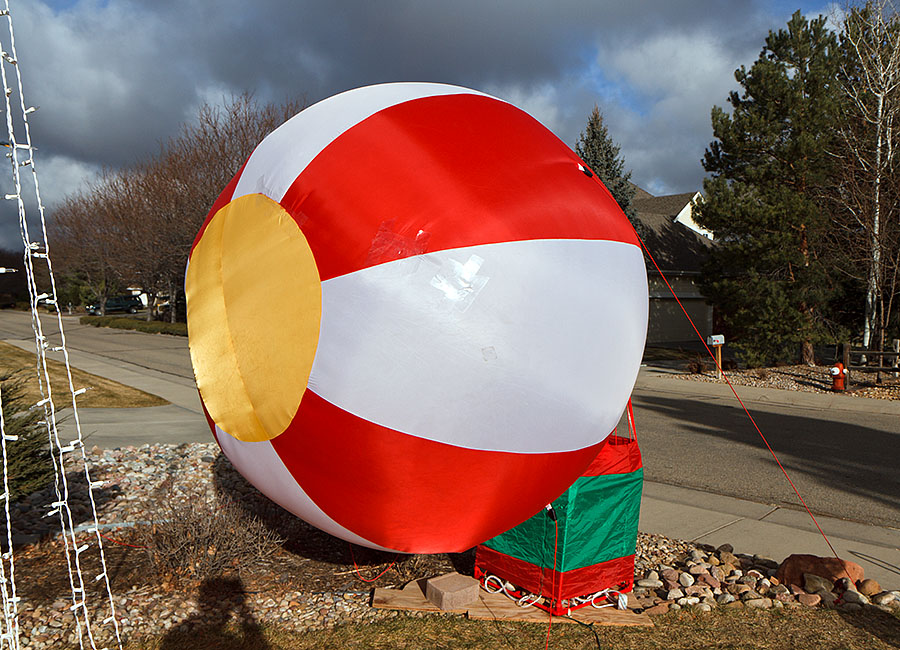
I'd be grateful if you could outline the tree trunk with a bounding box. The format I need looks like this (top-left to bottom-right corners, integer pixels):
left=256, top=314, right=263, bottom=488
left=801, top=339, right=815, bottom=366
left=170, top=283, right=178, bottom=324
left=863, top=92, right=885, bottom=354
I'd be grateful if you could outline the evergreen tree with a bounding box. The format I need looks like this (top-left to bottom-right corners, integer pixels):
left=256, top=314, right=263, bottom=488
left=0, top=372, right=53, bottom=502
left=695, top=11, right=841, bottom=366
left=575, top=106, right=639, bottom=230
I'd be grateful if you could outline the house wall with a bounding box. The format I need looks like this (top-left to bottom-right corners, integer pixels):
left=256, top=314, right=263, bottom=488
left=646, top=275, right=712, bottom=344
left=673, top=193, right=714, bottom=241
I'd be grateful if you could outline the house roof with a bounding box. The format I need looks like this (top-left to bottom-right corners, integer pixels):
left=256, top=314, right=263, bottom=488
left=632, top=192, right=697, bottom=219
left=631, top=189, right=713, bottom=274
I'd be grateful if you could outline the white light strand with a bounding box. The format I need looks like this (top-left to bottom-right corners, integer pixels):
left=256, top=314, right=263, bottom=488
left=0, top=385, right=20, bottom=650
left=0, top=3, right=122, bottom=649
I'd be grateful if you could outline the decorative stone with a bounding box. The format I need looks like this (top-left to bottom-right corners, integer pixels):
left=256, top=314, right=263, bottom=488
left=678, top=573, right=695, bottom=587
left=643, top=602, right=671, bottom=617
left=873, top=592, right=897, bottom=606
left=740, top=590, right=763, bottom=602
left=817, top=590, right=837, bottom=608
left=834, top=578, right=852, bottom=592
left=841, top=590, right=869, bottom=606
left=716, top=543, right=734, bottom=554
left=745, top=598, right=773, bottom=609
left=803, top=574, right=834, bottom=594
left=753, top=556, right=779, bottom=570
left=637, top=579, right=664, bottom=589
left=770, top=584, right=790, bottom=597
left=677, top=596, right=700, bottom=606
left=858, top=579, right=881, bottom=597
left=777, top=555, right=864, bottom=591
left=729, top=584, right=751, bottom=596
left=666, top=588, right=684, bottom=601
left=738, top=576, right=758, bottom=588
left=719, top=551, right=739, bottom=567
left=839, top=602, right=862, bottom=613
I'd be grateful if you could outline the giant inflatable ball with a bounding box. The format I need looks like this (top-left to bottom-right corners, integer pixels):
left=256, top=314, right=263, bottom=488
left=185, top=83, right=648, bottom=554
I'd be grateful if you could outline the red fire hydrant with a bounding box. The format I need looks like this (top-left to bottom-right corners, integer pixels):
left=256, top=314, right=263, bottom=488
left=830, top=362, right=848, bottom=392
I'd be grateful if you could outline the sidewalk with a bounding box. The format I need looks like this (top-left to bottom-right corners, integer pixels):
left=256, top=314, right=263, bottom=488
left=641, top=480, right=900, bottom=589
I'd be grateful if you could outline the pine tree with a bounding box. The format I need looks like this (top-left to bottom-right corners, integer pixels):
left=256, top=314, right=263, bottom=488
left=575, top=106, right=639, bottom=230
left=0, top=372, right=53, bottom=502
left=695, top=11, right=841, bottom=366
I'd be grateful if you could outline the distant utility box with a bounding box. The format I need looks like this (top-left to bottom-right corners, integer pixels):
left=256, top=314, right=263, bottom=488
left=707, top=334, right=725, bottom=346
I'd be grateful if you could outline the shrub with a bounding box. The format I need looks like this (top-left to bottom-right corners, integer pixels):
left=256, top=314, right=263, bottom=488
left=136, top=485, right=283, bottom=581
left=80, top=316, right=187, bottom=336
left=686, top=355, right=708, bottom=374
left=0, top=372, right=54, bottom=501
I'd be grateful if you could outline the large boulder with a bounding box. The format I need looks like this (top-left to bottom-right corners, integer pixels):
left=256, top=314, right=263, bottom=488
left=776, top=555, right=864, bottom=590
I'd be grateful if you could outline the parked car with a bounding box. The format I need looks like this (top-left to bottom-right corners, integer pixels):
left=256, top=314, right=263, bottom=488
left=86, top=295, right=143, bottom=315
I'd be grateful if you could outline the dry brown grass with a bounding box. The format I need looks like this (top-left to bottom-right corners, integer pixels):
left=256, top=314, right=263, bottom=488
left=0, top=341, right=167, bottom=408
left=126, top=606, right=900, bottom=650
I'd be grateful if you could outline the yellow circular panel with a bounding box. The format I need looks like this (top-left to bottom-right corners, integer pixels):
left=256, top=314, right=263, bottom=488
left=186, top=193, right=321, bottom=442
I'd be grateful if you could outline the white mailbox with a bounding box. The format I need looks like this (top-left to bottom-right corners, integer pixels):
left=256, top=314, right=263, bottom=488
left=707, top=334, right=725, bottom=346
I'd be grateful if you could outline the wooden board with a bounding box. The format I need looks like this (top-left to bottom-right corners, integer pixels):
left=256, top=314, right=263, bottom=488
left=372, top=579, right=653, bottom=627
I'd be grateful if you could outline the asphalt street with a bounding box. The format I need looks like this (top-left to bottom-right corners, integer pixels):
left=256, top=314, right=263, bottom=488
left=625, top=375, right=900, bottom=529
left=1, top=310, right=898, bottom=530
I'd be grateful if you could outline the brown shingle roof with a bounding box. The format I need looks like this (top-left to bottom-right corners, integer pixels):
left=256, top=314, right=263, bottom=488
left=632, top=191, right=697, bottom=219
left=631, top=190, right=712, bottom=274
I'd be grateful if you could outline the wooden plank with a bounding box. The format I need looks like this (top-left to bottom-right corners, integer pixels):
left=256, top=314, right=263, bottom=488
left=372, top=581, right=653, bottom=627
left=372, top=579, right=454, bottom=613
left=467, top=591, right=652, bottom=626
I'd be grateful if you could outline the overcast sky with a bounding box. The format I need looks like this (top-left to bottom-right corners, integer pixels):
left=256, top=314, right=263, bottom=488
left=0, top=0, right=836, bottom=250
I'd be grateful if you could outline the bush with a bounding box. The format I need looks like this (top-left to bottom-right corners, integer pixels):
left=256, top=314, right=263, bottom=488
left=136, top=487, right=283, bottom=581
left=0, top=372, right=54, bottom=501
left=686, top=355, right=708, bottom=374
left=80, top=316, right=187, bottom=336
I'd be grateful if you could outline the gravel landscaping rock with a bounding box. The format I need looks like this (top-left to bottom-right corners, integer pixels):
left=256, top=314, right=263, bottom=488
left=675, top=364, right=900, bottom=400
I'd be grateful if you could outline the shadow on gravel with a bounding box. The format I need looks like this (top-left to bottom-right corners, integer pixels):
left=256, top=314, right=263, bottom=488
left=158, top=576, right=270, bottom=650
left=0, top=470, right=123, bottom=548
left=633, top=393, right=900, bottom=526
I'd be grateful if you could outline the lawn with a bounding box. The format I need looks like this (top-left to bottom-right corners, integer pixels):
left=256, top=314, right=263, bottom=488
left=0, top=340, right=168, bottom=408
left=128, top=606, right=900, bottom=650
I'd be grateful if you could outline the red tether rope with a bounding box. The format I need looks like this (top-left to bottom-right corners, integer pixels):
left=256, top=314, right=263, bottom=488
left=348, top=543, right=399, bottom=583
left=632, top=228, right=839, bottom=559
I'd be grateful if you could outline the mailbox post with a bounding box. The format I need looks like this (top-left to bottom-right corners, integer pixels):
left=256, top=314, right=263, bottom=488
left=707, top=334, right=725, bottom=380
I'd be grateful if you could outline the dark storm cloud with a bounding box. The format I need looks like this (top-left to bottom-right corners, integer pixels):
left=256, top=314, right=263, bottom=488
left=0, top=0, right=835, bottom=250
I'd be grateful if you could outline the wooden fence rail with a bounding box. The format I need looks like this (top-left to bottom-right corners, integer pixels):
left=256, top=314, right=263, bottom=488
left=841, top=339, right=900, bottom=385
